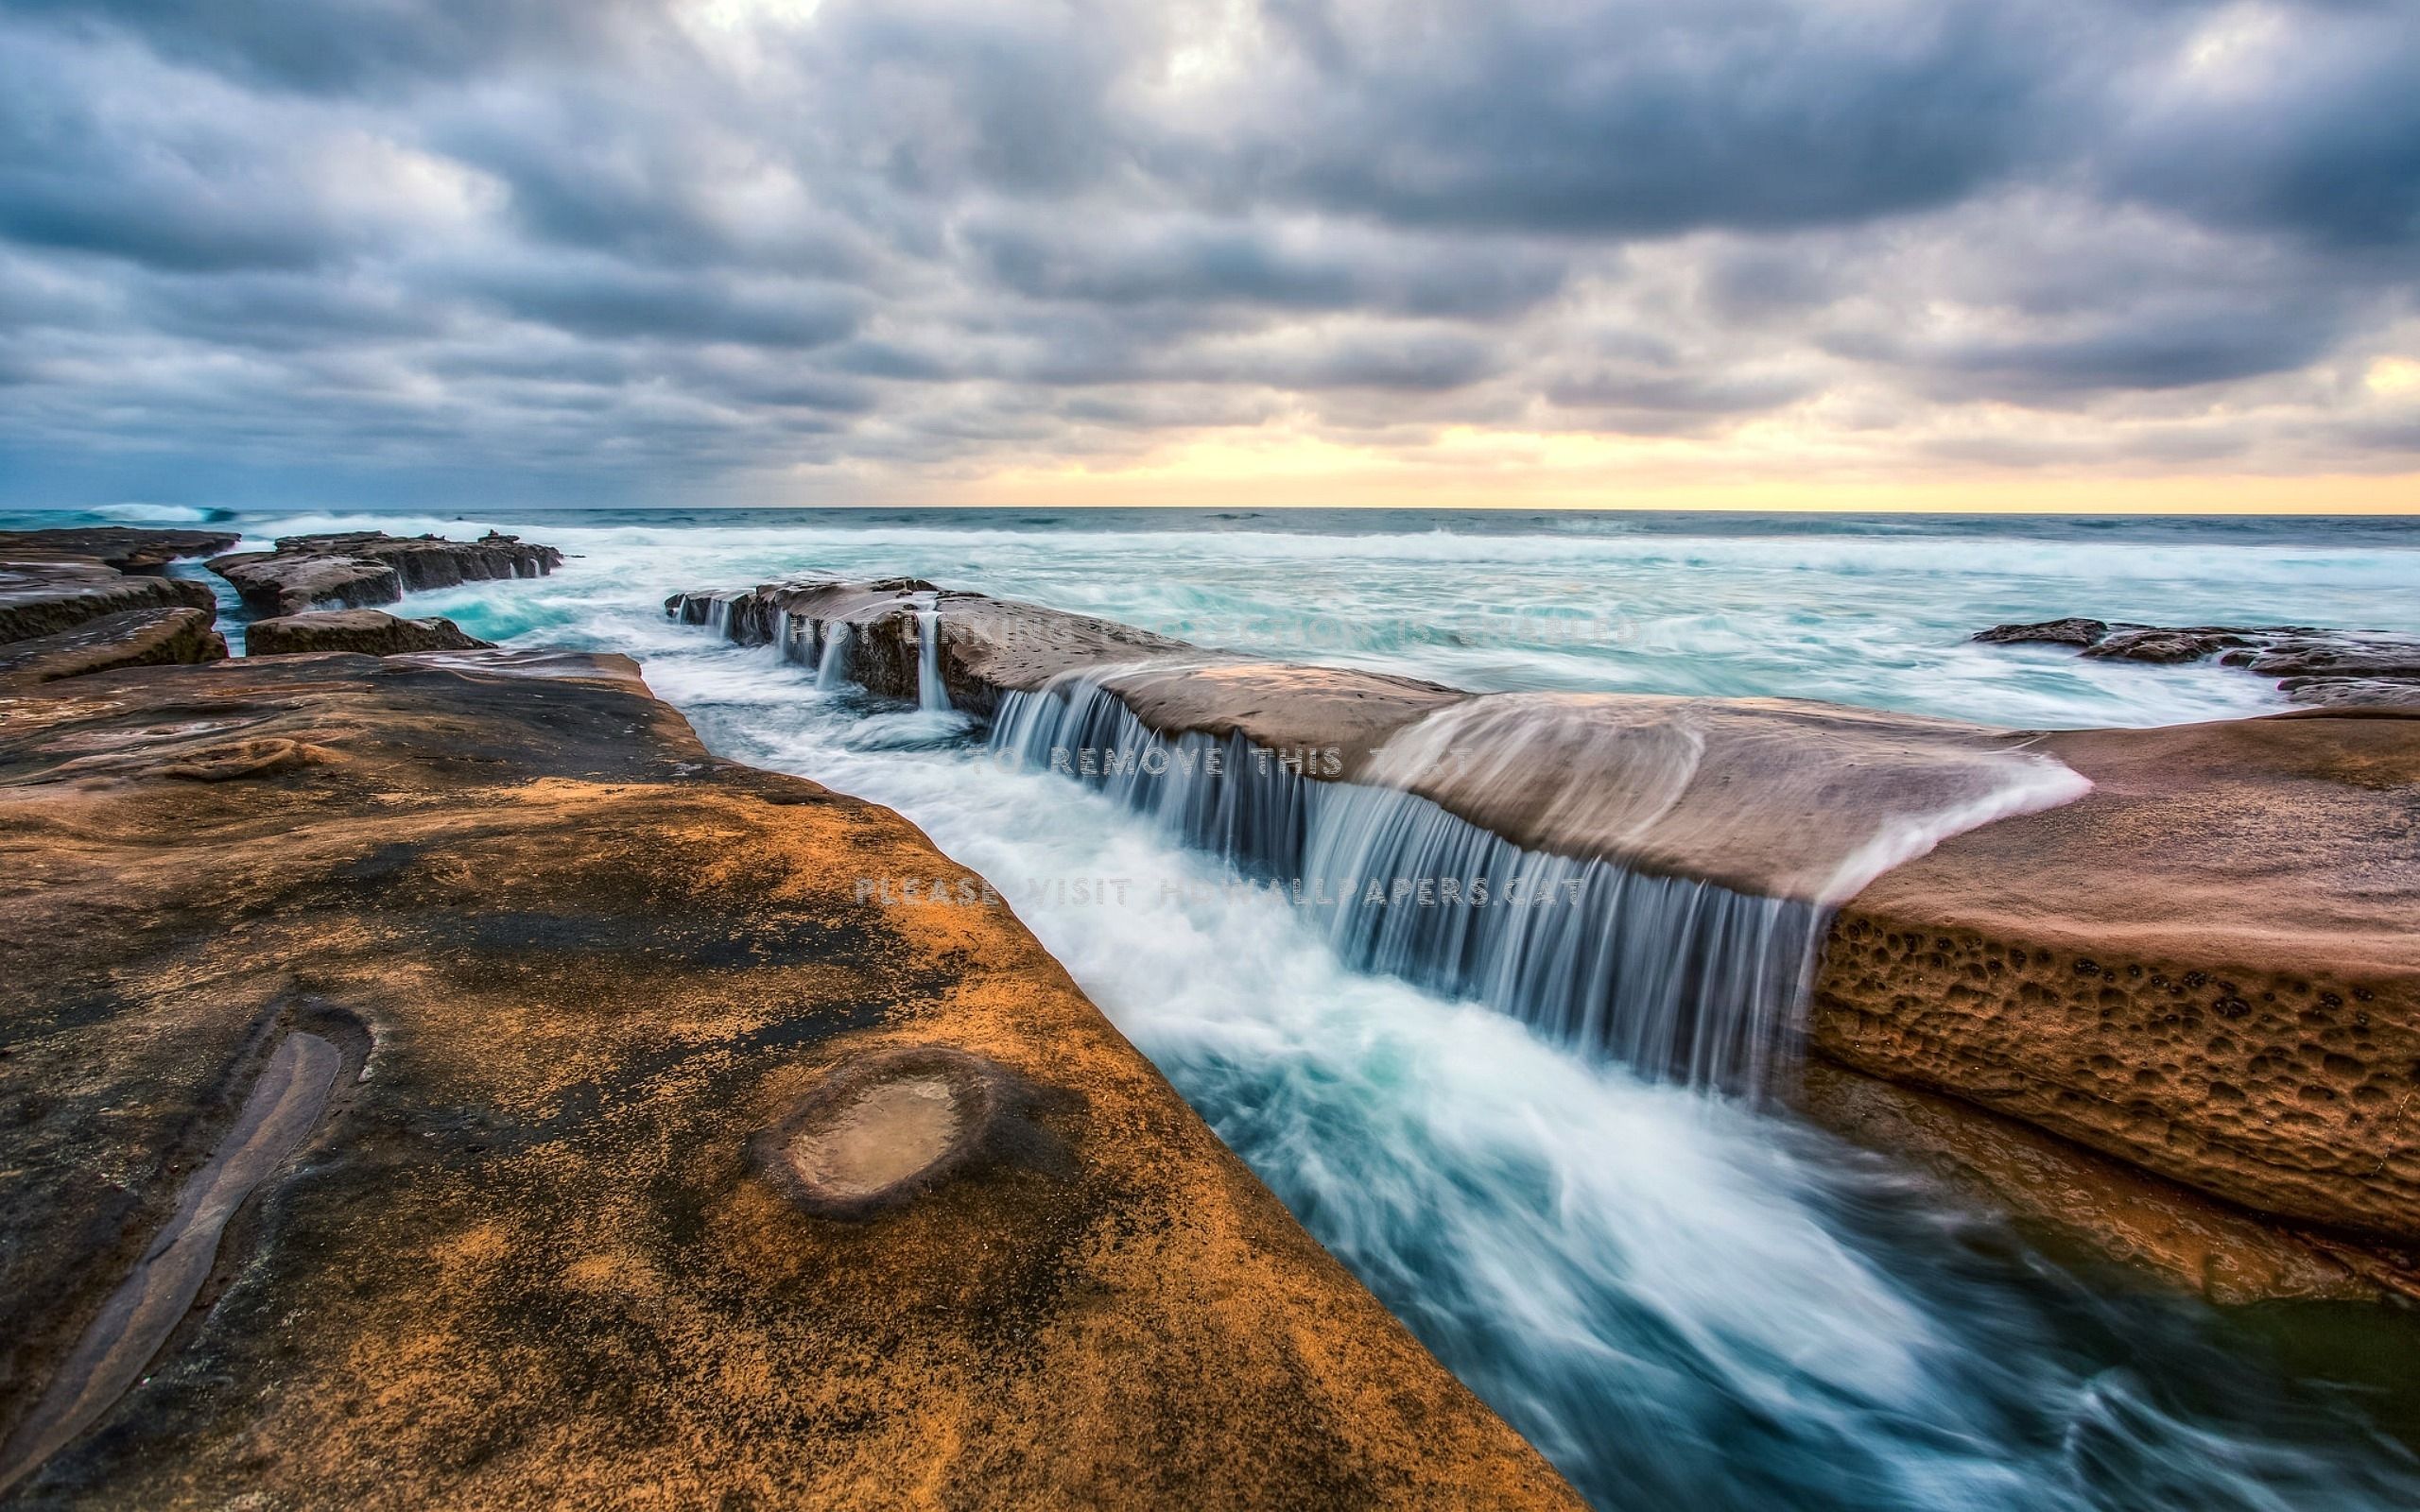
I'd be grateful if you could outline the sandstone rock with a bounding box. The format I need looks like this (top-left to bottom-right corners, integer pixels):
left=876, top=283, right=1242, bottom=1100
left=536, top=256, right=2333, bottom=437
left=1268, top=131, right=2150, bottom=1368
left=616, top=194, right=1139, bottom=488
left=672, top=577, right=2076, bottom=902
left=245, top=609, right=493, bottom=656
left=0, top=548, right=218, bottom=645
left=1794, top=1061, right=2400, bottom=1303
left=0, top=652, right=1579, bottom=1510
left=0, top=608, right=225, bottom=684
left=209, top=530, right=562, bottom=617
left=1815, top=711, right=2420, bottom=1250
left=678, top=577, right=2420, bottom=1284
left=0, top=527, right=240, bottom=575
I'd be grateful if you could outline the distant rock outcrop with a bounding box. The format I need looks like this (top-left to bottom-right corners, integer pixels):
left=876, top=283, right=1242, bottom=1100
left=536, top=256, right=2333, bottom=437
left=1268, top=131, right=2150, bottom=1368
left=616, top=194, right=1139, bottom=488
left=1974, top=618, right=2420, bottom=708
left=245, top=608, right=493, bottom=656
left=208, top=530, right=562, bottom=617
left=0, top=527, right=240, bottom=576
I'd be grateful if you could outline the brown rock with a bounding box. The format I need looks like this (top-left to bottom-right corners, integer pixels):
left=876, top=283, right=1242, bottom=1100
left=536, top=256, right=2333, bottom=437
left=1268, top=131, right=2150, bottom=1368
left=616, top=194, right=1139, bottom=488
left=1815, top=710, right=2420, bottom=1249
left=1971, top=617, right=2112, bottom=646
left=0, top=528, right=240, bottom=576
left=0, top=608, right=225, bottom=685
left=209, top=531, right=562, bottom=616
left=0, top=548, right=217, bottom=645
left=1973, top=617, right=2420, bottom=709
left=244, top=609, right=493, bottom=656
left=1794, top=1060, right=2403, bottom=1304
left=0, top=652, right=1579, bottom=1510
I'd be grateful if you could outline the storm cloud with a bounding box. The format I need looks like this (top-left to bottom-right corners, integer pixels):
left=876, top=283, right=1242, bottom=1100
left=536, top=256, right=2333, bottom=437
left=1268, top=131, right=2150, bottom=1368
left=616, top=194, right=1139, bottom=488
left=1, top=0, right=2414, bottom=506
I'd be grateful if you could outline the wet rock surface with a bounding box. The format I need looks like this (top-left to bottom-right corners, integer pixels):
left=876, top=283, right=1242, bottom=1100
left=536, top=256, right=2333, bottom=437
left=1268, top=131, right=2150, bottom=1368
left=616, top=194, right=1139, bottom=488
left=678, top=576, right=2420, bottom=1283
left=0, top=545, right=218, bottom=645
left=0, top=529, right=240, bottom=576
left=1975, top=618, right=2420, bottom=707
left=1795, top=1061, right=2401, bottom=1303
left=245, top=608, right=493, bottom=656
left=0, top=652, right=1578, bottom=1509
left=0, top=608, right=225, bottom=686
left=208, top=530, right=562, bottom=617
left=1815, top=711, right=2420, bottom=1255
left=673, top=577, right=2076, bottom=901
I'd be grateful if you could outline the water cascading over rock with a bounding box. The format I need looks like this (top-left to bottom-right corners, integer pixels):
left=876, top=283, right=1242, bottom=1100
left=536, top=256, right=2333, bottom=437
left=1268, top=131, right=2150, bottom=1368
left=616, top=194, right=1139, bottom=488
left=670, top=580, right=2089, bottom=1095
left=990, top=675, right=2086, bottom=1091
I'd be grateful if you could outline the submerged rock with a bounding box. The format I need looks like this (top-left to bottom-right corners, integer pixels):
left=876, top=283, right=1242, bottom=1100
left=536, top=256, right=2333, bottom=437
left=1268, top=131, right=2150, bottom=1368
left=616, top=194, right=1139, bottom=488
left=245, top=608, right=493, bottom=656
left=208, top=530, right=562, bottom=617
left=0, top=651, right=1578, bottom=1509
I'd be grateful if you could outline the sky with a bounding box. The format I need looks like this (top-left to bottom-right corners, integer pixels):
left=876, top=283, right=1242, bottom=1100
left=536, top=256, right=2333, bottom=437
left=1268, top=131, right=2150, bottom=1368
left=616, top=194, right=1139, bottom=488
left=1, top=0, right=2416, bottom=513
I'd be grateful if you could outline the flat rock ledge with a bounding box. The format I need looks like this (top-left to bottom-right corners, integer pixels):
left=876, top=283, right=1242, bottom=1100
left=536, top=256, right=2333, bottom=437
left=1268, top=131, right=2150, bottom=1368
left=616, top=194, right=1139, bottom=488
left=1976, top=618, right=2420, bottom=708
left=208, top=530, right=562, bottom=617
left=0, top=651, right=1579, bottom=1510
left=0, top=607, right=225, bottom=686
left=674, top=576, right=2420, bottom=1292
left=1, top=532, right=229, bottom=689
left=0, top=528, right=240, bottom=576
left=246, top=608, right=493, bottom=656
left=1, top=544, right=219, bottom=646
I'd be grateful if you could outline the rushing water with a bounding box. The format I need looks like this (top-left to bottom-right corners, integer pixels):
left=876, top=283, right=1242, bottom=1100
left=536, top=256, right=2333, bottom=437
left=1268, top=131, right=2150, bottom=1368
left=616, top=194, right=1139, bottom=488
left=14, top=503, right=2420, bottom=1509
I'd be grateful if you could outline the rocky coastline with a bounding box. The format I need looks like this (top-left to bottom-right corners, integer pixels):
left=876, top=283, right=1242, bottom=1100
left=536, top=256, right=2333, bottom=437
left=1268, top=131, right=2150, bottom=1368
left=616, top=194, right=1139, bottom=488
left=206, top=531, right=562, bottom=618
left=1975, top=617, right=2420, bottom=708
left=672, top=576, right=2420, bottom=1296
left=0, top=531, right=1581, bottom=1508
left=4, top=528, right=2414, bottom=1499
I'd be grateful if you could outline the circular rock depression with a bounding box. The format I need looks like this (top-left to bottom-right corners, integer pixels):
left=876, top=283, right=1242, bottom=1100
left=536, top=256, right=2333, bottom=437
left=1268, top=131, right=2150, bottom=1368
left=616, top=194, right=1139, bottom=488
left=754, top=1046, right=1011, bottom=1217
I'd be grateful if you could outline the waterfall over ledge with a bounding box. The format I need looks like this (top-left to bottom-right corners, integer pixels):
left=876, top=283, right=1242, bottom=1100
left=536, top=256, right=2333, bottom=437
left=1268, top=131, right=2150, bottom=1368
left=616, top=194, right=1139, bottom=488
left=994, top=675, right=1840, bottom=1090
left=669, top=581, right=2089, bottom=1094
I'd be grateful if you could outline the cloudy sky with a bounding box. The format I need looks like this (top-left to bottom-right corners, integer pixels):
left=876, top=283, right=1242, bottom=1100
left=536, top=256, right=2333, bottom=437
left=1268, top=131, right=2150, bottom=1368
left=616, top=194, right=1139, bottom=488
left=2, top=0, right=2416, bottom=511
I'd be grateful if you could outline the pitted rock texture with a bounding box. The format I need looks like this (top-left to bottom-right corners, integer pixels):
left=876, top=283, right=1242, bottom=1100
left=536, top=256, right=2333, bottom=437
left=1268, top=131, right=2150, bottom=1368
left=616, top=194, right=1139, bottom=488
left=1793, top=1061, right=2397, bottom=1303
left=0, top=652, right=1579, bottom=1510
left=1815, top=711, right=2420, bottom=1249
left=1974, top=618, right=2420, bottom=708
left=208, top=531, right=562, bottom=617
left=245, top=609, right=493, bottom=656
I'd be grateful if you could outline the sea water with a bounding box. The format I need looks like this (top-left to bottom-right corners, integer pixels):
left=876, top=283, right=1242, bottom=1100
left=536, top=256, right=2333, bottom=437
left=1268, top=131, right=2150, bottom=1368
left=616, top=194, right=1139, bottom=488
left=17, top=503, right=2420, bottom=1509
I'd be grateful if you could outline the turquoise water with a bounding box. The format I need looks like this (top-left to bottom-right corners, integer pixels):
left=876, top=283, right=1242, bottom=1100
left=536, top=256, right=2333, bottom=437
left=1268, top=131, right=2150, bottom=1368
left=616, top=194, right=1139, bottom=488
left=46, top=501, right=2420, bottom=727
left=16, top=503, right=2420, bottom=1508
